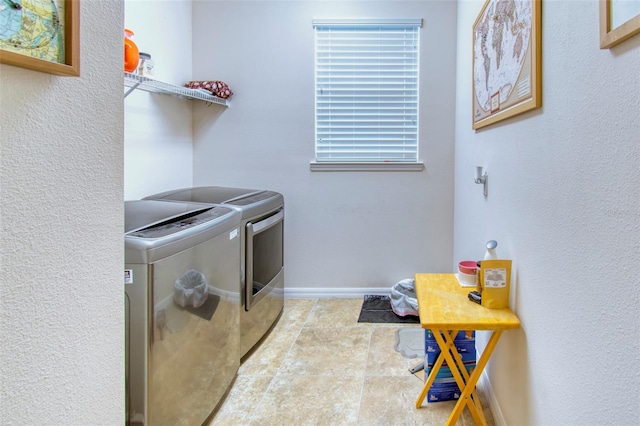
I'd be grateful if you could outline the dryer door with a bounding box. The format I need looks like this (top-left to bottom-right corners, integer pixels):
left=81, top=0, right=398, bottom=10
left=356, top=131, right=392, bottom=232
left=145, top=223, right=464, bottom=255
left=245, top=208, right=284, bottom=311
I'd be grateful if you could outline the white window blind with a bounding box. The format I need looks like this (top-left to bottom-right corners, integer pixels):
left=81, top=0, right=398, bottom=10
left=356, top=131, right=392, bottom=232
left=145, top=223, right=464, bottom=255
left=313, top=19, right=422, bottom=165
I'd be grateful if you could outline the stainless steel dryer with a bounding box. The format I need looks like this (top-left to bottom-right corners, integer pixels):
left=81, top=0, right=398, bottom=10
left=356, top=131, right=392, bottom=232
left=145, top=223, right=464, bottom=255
left=124, top=200, right=241, bottom=426
left=146, top=186, right=284, bottom=358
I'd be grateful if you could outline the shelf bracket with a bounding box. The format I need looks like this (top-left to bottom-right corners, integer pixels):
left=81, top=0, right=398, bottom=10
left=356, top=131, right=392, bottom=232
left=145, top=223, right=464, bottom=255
left=124, top=82, right=141, bottom=99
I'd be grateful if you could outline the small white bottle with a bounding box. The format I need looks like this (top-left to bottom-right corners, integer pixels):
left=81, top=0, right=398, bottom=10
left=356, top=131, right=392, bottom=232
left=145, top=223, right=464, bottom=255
left=484, top=240, right=498, bottom=260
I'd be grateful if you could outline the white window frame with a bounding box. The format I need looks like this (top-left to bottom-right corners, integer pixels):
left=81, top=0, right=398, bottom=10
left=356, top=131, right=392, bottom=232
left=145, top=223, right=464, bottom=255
left=311, top=18, right=424, bottom=172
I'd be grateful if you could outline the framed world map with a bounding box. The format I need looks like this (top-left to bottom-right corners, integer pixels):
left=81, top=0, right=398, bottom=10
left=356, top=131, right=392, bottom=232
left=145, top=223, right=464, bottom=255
left=472, top=0, right=541, bottom=130
left=0, top=0, right=79, bottom=76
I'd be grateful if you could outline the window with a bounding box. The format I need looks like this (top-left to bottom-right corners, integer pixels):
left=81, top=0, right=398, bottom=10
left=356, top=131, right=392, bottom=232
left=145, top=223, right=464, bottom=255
left=312, top=18, right=423, bottom=171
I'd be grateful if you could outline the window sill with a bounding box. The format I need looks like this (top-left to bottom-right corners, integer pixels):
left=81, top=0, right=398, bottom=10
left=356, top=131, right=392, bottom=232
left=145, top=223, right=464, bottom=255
left=309, top=161, right=424, bottom=172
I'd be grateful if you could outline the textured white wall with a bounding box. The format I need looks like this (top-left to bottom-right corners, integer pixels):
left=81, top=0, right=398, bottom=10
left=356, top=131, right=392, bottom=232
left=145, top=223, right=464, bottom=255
left=124, top=0, right=194, bottom=200
left=454, top=1, right=640, bottom=425
left=0, top=1, right=125, bottom=424
left=191, top=0, right=459, bottom=290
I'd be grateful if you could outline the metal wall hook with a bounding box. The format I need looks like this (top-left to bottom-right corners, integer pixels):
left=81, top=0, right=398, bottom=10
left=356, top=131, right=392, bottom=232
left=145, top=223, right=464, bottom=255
left=475, top=166, right=488, bottom=196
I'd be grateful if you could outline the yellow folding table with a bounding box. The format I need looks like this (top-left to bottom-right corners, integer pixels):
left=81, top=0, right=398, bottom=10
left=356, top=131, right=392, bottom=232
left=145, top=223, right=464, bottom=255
left=414, top=274, right=521, bottom=425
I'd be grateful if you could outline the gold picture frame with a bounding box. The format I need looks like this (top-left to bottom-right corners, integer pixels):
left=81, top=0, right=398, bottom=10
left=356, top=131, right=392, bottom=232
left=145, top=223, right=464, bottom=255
left=0, top=0, right=80, bottom=76
left=472, top=0, right=542, bottom=130
left=600, top=0, right=640, bottom=49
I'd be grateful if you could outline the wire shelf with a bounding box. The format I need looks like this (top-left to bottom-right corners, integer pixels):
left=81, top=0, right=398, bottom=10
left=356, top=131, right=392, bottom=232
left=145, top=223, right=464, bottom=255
left=124, top=72, right=229, bottom=107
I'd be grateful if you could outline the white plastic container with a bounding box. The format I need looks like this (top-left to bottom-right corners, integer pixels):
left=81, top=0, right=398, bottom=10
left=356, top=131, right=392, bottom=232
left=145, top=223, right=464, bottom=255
left=137, top=52, right=154, bottom=77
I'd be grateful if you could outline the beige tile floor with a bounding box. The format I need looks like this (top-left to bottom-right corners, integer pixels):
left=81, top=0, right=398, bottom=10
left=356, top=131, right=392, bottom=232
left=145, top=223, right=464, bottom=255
left=209, top=298, right=494, bottom=426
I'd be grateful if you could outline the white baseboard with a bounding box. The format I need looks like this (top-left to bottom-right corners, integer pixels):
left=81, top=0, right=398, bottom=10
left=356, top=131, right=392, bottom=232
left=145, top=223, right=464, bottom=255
left=479, top=370, right=506, bottom=426
left=284, top=287, right=390, bottom=299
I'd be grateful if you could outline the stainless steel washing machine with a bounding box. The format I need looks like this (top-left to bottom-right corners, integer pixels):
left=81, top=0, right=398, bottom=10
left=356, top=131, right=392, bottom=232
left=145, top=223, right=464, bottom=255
left=124, top=200, right=241, bottom=426
left=146, top=186, right=284, bottom=358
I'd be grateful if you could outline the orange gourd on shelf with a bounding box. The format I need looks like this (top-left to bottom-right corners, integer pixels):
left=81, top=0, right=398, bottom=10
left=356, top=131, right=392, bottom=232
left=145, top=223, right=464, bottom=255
left=124, top=29, right=139, bottom=73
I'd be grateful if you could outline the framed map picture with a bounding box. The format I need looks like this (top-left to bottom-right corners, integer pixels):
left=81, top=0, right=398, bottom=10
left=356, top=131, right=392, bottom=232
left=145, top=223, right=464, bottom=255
left=472, top=0, right=541, bottom=130
left=600, top=0, right=640, bottom=49
left=0, top=0, right=79, bottom=76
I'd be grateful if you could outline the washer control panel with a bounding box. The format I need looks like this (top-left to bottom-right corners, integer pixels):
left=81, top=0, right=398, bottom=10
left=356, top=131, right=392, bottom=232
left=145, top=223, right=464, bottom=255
left=129, top=206, right=233, bottom=238
left=225, top=191, right=278, bottom=206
